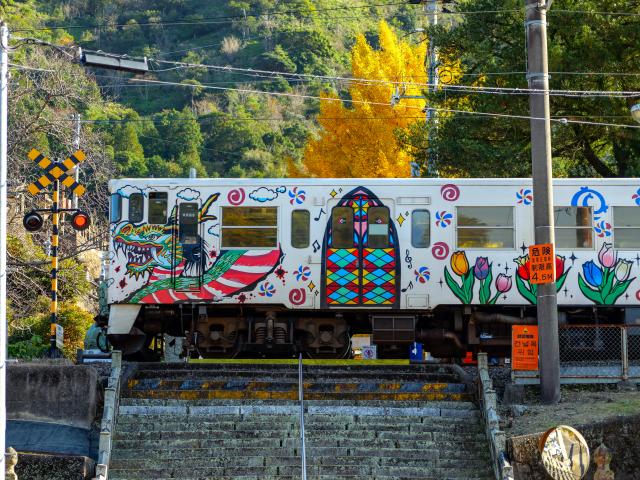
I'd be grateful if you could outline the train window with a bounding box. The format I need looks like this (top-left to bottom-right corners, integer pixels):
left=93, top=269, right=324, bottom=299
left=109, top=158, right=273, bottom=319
left=148, top=192, right=168, bottom=224
left=179, top=203, right=199, bottom=244
left=613, top=207, right=640, bottom=249
left=221, top=207, right=278, bottom=248
left=110, top=193, right=122, bottom=223
left=331, top=207, right=354, bottom=248
left=457, top=206, right=514, bottom=248
left=291, top=210, right=310, bottom=248
left=368, top=207, right=390, bottom=248
left=128, top=193, right=144, bottom=223
left=554, top=206, right=593, bottom=249
left=412, top=210, right=430, bottom=248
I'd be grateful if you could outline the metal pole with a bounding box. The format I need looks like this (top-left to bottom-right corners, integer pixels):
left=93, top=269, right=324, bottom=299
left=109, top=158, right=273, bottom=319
left=47, top=179, right=61, bottom=358
left=0, top=22, right=8, bottom=479
left=525, top=0, right=560, bottom=404
left=72, top=114, right=81, bottom=209
left=425, top=0, right=438, bottom=176
left=298, top=353, right=307, bottom=480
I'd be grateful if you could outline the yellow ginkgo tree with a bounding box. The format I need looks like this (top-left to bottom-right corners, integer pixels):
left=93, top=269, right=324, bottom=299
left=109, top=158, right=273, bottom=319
left=300, top=21, right=454, bottom=178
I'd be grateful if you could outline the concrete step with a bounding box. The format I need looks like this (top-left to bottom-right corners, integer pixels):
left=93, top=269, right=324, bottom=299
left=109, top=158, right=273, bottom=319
left=115, top=415, right=485, bottom=432
left=117, top=397, right=478, bottom=409
left=114, top=434, right=487, bottom=456
left=111, top=442, right=491, bottom=459
left=122, top=388, right=472, bottom=402
left=110, top=476, right=491, bottom=480
left=113, top=423, right=485, bottom=438
left=129, top=362, right=457, bottom=374
left=132, top=369, right=461, bottom=383
left=108, top=465, right=492, bottom=478
left=126, top=378, right=467, bottom=393
left=110, top=456, right=491, bottom=470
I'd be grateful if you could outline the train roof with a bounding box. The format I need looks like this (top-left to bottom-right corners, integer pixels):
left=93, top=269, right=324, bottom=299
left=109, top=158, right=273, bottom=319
left=110, top=177, right=637, bottom=189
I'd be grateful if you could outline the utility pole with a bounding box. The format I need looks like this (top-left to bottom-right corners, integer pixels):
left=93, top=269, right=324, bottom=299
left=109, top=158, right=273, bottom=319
left=525, top=0, right=560, bottom=404
left=72, top=113, right=81, bottom=209
left=0, top=22, right=8, bottom=480
left=424, top=0, right=439, bottom=176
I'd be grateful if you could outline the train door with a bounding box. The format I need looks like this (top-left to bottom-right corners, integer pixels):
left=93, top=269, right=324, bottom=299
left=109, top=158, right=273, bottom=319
left=172, top=199, right=204, bottom=291
left=322, top=187, right=400, bottom=308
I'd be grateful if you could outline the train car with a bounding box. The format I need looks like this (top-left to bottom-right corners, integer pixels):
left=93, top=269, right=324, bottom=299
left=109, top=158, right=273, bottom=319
left=106, top=178, right=640, bottom=358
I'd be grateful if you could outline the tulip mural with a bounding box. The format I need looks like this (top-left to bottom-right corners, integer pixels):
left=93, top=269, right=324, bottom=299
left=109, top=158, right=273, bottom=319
left=513, top=254, right=570, bottom=304
left=578, top=243, right=635, bottom=305
left=444, top=251, right=512, bottom=304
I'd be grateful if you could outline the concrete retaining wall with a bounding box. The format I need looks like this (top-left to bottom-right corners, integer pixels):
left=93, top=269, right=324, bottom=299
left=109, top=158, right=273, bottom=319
left=14, top=453, right=95, bottom=480
left=7, top=364, right=98, bottom=429
left=508, top=413, right=640, bottom=479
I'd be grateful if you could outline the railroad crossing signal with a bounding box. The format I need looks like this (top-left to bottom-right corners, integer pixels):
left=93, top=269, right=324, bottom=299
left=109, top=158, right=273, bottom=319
left=23, top=147, right=90, bottom=358
left=27, top=148, right=87, bottom=197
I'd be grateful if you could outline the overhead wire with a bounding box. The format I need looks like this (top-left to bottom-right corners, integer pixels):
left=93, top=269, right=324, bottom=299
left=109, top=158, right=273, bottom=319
left=125, top=77, right=640, bottom=129
left=143, top=59, right=640, bottom=98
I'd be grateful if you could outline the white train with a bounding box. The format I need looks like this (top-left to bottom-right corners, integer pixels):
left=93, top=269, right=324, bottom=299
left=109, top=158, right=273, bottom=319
left=106, top=178, right=640, bottom=358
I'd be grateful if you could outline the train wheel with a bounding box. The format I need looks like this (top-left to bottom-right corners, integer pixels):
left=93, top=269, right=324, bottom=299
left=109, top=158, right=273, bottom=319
left=305, top=332, right=352, bottom=359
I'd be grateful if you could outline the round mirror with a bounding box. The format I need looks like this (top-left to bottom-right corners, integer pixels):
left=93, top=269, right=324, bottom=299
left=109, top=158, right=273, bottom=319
left=538, top=425, right=590, bottom=480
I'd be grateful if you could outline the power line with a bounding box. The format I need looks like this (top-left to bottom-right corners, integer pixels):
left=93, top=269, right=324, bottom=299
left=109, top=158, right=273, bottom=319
left=125, top=77, right=640, bottom=129
left=144, top=59, right=640, bottom=98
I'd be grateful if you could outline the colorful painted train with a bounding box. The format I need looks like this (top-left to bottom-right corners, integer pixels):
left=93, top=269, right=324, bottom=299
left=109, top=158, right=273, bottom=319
left=106, top=178, right=640, bottom=358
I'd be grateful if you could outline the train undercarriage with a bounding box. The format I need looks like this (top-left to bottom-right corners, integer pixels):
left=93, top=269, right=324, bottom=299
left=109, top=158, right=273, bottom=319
left=109, top=303, right=631, bottom=360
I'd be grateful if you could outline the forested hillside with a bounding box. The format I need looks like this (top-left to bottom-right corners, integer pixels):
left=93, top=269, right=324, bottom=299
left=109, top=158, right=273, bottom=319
left=10, top=0, right=421, bottom=179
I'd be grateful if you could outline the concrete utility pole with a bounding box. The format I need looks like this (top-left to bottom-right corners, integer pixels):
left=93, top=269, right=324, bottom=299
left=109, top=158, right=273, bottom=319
left=0, top=22, right=8, bottom=480
left=72, top=113, right=81, bottom=209
left=424, top=0, right=439, bottom=176
left=525, top=0, right=560, bottom=404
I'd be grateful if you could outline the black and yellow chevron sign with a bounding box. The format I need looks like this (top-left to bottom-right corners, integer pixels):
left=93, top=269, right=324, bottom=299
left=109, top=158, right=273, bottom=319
left=27, top=148, right=87, bottom=196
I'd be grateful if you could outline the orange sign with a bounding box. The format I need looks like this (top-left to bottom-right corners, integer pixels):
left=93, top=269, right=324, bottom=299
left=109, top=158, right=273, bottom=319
left=529, top=243, right=555, bottom=284
left=512, top=325, right=539, bottom=371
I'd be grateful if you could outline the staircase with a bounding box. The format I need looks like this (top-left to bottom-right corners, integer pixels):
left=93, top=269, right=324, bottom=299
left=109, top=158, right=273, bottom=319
left=109, top=362, right=494, bottom=480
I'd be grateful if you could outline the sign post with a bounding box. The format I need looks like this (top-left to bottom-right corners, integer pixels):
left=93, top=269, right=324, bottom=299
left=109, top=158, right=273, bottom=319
left=25, top=148, right=89, bottom=357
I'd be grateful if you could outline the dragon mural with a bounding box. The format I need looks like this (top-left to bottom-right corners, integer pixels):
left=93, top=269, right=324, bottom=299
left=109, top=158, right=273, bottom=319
left=112, top=193, right=283, bottom=304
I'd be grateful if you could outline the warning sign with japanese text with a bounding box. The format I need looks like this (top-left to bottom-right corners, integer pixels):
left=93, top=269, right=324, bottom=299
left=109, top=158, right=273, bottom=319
left=512, top=325, right=539, bottom=371
left=529, top=243, right=555, bottom=285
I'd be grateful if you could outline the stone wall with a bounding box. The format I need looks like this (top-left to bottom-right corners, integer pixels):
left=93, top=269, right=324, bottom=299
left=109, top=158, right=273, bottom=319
left=508, top=413, right=640, bottom=479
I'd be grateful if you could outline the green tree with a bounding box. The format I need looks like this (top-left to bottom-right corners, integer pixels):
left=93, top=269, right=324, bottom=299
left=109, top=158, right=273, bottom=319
left=402, top=0, right=640, bottom=178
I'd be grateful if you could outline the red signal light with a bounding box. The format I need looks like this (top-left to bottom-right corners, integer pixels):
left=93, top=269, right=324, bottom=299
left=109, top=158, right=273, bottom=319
left=71, top=211, right=91, bottom=231
left=23, top=211, right=44, bottom=232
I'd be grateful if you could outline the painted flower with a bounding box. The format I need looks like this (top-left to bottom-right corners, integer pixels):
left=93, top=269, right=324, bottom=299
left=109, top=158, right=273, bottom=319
left=495, top=274, right=513, bottom=293
left=414, top=266, right=430, bottom=284
left=614, top=260, right=633, bottom=282
left=583, top=261, right=604, bottom=288
left=473, top=257, right=490, bottom=280
left=451, top=251, right=469, bottom=277
left=295, top=265, right=311, bottom=282
left=515, top=255, right=531, bottom=280
left=259, top=282, right=276, bottom=297
left=555, top=255, right=566, bottom=278
left=516, top=188, right=533, bottom=205
left=598, top=243, right=617, bottom=268
left=435, top=210, right=453, bottom=228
